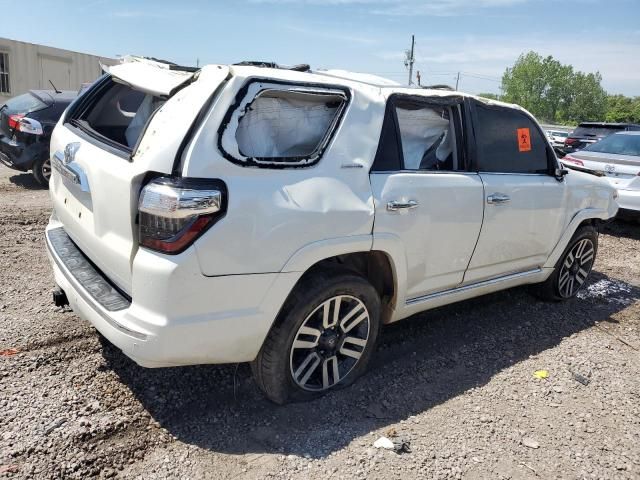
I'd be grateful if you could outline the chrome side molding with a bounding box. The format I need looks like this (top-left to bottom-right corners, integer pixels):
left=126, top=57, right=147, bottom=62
left=406, top=268, right=542, bottom=306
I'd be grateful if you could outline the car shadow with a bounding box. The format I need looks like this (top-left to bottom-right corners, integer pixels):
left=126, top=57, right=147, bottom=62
left=9, top=172, right=43, bottom=190
left=602, top=217, right=640, bottom=241
left=100, top=270, right=639, bottom=458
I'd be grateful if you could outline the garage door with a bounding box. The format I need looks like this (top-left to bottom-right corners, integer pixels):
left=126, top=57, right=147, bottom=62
left=40, top=56, right=71, bottom=90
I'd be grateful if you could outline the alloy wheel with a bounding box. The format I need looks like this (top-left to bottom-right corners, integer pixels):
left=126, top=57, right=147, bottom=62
left=42, top=158, right=52, bottom=182
left=558, top=238, right=595, bottom=298
left=289, top=295, right=370, bottom=392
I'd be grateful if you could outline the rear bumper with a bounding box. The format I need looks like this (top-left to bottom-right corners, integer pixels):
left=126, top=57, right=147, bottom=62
left=0, top=135, right=46, bottom=171
left=45, top=220, right=299, bottom=367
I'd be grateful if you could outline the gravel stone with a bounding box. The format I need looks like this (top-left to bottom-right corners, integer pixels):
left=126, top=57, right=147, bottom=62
left=1, top=167, right=639, bottom=479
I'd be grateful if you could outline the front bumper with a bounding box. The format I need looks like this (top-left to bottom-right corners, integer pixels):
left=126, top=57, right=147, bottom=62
left=45, top=220, right=300, bottom=367
left=616, top=188, right=640, bottom=212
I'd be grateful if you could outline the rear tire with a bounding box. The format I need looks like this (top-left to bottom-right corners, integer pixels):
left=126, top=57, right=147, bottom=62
left=534, top=225, right=598, bottom=301
left=32, top=156, right=51, bottom=188
left=252, top=269, right=381, bottom=404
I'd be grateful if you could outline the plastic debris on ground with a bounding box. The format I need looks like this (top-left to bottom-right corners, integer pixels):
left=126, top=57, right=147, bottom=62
left=0, top=348, right=20, bottom=357
left=533, top=369, right=549, bottom=379
left=373, top=435, right=411, bottom=454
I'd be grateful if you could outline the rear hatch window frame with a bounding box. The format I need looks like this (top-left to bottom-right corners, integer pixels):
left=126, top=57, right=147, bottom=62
left=63, top=74, right=168, bottom=161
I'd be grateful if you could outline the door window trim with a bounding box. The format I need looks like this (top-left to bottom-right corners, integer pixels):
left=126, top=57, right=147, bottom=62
left=371, top=93, right=472, bottom=173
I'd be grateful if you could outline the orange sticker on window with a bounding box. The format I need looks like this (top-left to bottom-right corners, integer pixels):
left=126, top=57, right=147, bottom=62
left=517, top=128, right=531, bottom=152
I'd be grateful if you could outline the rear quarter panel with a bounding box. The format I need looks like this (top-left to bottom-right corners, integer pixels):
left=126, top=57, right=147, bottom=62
left=181, top=74, right=385, bottom=276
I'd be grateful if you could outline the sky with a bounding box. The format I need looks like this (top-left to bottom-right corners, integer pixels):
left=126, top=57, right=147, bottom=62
left=1, top=0, right=639, bottom=95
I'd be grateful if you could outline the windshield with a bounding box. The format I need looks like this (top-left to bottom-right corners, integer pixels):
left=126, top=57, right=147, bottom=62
left=3, top=92, right=48, bottom=114
left=584, top=134, right=640, bottom=156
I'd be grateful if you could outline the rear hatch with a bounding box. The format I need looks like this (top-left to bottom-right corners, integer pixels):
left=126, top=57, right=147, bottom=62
left=0, top=92, right=51, bottom=137
left=49, top=60, right=229, bottom=294
left=565, top=124, right=624, bottom=149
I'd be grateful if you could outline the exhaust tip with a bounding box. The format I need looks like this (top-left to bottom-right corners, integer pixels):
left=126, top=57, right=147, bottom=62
left=53, top=288, right=69, bottom=308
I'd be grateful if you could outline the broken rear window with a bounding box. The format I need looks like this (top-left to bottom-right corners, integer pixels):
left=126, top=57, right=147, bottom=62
left=67, top=79, right=164, bottom=152
left=218, top=81, right=349, bottom=167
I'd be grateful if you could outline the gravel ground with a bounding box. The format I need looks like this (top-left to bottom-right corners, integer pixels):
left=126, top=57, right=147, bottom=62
left=0, top=166, right=639, bottom=479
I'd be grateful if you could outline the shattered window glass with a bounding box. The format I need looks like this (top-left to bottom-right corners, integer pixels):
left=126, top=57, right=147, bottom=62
left=395, top=104, right=455, bottom=171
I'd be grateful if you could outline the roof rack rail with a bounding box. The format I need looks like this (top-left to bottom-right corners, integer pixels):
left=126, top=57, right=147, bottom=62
left=422, top=84, right=455, bottom=91
left=233, top=61, right=311, bottom=72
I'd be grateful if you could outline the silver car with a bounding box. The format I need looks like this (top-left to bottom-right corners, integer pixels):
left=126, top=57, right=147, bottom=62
left=562, top=131, right=640, bottom=213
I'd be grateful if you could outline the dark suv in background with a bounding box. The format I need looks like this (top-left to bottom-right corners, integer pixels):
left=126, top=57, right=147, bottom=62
left=563, top=122, right=640, bottom=154
left=0, top=90, right=77, bottom=187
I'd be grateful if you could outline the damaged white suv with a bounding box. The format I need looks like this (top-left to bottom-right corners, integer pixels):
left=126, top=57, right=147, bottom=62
left=46, top=58, right=618, bottom=404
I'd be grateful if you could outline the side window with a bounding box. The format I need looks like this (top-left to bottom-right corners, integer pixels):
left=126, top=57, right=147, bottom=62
left=474, top=103, right=550, bottom=174
left=395, top=102, right=459, bottom=171
left=371, top=96, right=466, bottom=172
left=68, top=80, right=164, bottom=150
left=219, top=82, right=349, bottom=168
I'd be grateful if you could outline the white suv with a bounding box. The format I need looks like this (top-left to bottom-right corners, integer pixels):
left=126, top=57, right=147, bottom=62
left=45, top=58, right=618, bottom=404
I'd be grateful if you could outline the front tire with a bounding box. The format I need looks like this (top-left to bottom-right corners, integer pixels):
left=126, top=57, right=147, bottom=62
left=32, top=156, right=51, bottom=188
left=535, top=225, right=598, bottom=301
left=252, top=269, right=381, bottom=404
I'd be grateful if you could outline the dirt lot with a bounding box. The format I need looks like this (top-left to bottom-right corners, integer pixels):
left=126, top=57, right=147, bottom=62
left=0, top=166, right=639, bottom=479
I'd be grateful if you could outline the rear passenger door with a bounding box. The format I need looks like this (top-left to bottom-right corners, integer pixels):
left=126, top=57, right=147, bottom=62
left=370, top=95, right=484, bottom=302
left=464, top=100, right=567, bottom=283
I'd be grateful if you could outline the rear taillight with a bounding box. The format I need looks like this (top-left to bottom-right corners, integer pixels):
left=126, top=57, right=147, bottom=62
left=7, top=115, right=43, bottom=135
left=138, top=177, right=227, bottom=254
left=564, top=138, right=578, bottom=146
left=17, top=117, right=43, bottom=135
left=8, top=114, right=24, bottom=130
left=563, top=154, right=583, bottom=166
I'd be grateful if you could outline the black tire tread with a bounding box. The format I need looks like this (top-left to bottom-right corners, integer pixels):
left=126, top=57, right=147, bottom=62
left=252, top=267, right=380, bottom=404
left=534, top=225, right=598, bottom=301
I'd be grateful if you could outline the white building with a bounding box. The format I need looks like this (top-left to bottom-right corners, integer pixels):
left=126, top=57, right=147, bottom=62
left=0, top=38, right=118, bottom=101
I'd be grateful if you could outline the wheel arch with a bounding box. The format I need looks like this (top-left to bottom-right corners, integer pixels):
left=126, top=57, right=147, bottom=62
left=281, top=240, right=399, bottom=325
left=544, top=207, right=608, bottom=269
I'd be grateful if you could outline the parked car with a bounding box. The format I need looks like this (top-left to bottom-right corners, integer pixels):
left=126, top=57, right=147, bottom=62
left=0, top=90, right=77, bottom=186
left=563, top=122, right=640, bottom=154
left=45, top=58, right=618, bottom=404
left=562, top=131, right=640, bottom=215
left=546, top=129, right=569, bottom=147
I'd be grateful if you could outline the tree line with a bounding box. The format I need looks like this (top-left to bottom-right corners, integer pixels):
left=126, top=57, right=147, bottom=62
left=478, top=51, right=640, bottom=125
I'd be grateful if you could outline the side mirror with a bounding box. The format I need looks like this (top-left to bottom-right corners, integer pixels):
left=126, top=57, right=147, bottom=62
left=555, top=167, right=569, bottom=180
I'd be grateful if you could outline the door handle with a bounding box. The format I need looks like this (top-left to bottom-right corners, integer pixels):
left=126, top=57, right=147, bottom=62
left=387, top=200, right=419, bottom=211
left=487, top=193, right=511, bottom=205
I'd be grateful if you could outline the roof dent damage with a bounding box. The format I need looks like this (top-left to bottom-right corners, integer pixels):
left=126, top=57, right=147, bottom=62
left=102, top=56, right=195, bottom=97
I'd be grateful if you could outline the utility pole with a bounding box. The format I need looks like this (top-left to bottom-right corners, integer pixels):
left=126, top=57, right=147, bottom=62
left=404, top=35, right=415, bottom=86
left=416, top=70, right=421, bottom=86
left=455, top=72, right=460, bottom=90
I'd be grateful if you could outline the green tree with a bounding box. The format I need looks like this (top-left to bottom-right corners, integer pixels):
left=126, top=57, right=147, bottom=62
left=563, top=72, right=607, bottom=123
left=606, top=94, right=640, bottom=123
left=501, top=51, right=607, bottom=124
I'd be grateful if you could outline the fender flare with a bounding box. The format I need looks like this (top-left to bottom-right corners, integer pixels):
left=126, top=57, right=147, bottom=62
left=280, top=233, right=405, bottom=314
left=544, top=207, right=611, bottom=268
left=281, top=234, right=374, bottom=273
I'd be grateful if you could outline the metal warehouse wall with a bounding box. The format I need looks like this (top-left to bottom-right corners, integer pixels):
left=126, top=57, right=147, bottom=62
left=0, top=37, right=118, bottom=102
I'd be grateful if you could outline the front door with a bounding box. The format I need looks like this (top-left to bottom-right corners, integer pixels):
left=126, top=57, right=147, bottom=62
left=370, top=95, right=484, bottom=302
left=464, top=100, right=567, bottom=283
